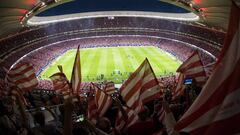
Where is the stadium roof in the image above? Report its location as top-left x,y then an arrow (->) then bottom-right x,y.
0,0 -> 38,37
0,0 -> 71,37
0,0 -> 232,38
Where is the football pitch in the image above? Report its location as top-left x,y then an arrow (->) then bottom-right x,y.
40,46 -> 181,83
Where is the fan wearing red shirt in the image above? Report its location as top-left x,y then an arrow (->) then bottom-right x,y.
127,106 -> 158,135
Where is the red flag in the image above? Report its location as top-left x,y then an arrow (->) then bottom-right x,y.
6,63 -> 38,92
71,45 -> 81,95
50,72 -> 70,99
120,58 -> 161,113
94,84 -> 113,117
175,2 -> 240,135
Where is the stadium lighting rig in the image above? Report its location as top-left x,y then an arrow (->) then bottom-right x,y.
20,1 -> 47,26
20,0 -> 71,27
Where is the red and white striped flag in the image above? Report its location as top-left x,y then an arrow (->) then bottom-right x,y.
115,106 -> 139,131
71,45 -> 81,95
104,81 -> 116,95
94,84 -> 113,117
87,96 -> 98,124
171,73 -> 185,100
6,63 -> 38,92
175,2 -> 240,134
172,51 -> 207,100
177,51 -> 207,86
120,58 -> 161,113
50,72 -> 70,99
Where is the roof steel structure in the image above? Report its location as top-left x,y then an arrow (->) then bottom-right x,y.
0,0 -> 232,38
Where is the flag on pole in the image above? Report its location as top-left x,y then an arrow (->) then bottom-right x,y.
93,83 -> 113,117
120,58 -> 161,113
50,72 -> 71,99
175,2 -> 240,134
6,63 -> 38,92
71,45 -> 81,95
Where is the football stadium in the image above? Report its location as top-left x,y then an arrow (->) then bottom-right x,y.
0,0 -> 239,135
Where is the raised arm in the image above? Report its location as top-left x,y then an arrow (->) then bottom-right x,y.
15,91 -> 28,128
63,97 -> 74,135
114,98 -> 128,121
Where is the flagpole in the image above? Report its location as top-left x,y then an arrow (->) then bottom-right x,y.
145,58 -> 163,98
70,45 -> 82,95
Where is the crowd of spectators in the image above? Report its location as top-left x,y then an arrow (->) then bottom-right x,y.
0,70 -> 203,135
4,34 -> 214,91
0,16 -> 224,70
9,35 -> 215,72
157,39 -> 216,65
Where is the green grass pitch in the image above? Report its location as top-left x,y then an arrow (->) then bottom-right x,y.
40,46 -> 181,84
